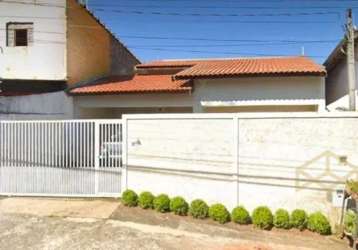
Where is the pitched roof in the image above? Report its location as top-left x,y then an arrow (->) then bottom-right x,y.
173,56 -> 326,79
324,31 -> 358,71
69,75 -> 192,95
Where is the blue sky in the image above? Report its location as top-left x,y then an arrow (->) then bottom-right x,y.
87,0 -> 358,63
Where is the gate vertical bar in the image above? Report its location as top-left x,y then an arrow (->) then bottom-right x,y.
94,121 -> 100,195
233,115 -> 240,207
121,117 -> 128,193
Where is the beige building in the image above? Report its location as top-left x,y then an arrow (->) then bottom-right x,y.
0,0 -> 139,119
70,56 -> 327,118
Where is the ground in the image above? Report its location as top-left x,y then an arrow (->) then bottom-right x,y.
0,197 -> 351,250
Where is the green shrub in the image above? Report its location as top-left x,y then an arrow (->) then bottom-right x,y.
138,191 -> 155,209
189,199 -> 209,219
273,209 -> 291,229
344,209 -> 358,236
153,194 -> 171,213
290,209 -> 307,230
252,206 -> 273,230
121,189 -> 138,207
209,204 -> 230,224
307,212 -> 331,235
170,196 -> 189,216
231,206 -> 251,225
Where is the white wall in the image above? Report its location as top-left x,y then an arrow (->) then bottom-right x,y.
193,76 -> 325,112
72,75 -> 326,117
325,46 -> 358,111
0,0 -> 66,80
123,113 -> 358,224
73,93 -> 194,118
0,91 -> 73,120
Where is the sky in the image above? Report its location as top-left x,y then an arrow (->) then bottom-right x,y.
86,0 -> 358,63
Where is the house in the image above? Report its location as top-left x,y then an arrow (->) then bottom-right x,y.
69,56 -> 326,118
0,0 -> 139,119
324,31 -> 358,111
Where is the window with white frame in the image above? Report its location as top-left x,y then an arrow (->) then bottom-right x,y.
6,22 -> 34,47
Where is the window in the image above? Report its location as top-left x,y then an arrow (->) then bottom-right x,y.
6,22 -> 33,47
15,29 -> 28,46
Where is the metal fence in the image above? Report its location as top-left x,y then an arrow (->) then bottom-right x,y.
0,120 -> 122,197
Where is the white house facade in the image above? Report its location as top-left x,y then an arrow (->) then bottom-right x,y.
70,56 -> 327,118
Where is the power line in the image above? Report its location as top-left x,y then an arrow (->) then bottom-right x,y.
92,8 -> 341,18
120,35 -> 340,43
129,42 -> 337,48
129,47 -> 326,58
89,3 -> 358,10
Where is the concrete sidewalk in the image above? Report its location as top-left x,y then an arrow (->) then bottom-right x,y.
0,197 -> 351,250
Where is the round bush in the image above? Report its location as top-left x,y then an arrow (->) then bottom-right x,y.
231,206 -> 251,225
153,194 -> 171,213
290,209 -> 307,230
121,189 -> 138,207
189,199 -> 209,219
273,209 -> 291,229
170,196 -> 189,216
138,191 -> 155,209
344,209 -> 358,236
307,212 -> 331,235
209,204 -> 230,224
252,206 -> 273,230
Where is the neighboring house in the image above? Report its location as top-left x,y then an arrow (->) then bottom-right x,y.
69,56 -> 326,118
0,0 -> 139,119
324,31 -> 358,111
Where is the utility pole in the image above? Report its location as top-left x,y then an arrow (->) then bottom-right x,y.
346,8 -> 356,111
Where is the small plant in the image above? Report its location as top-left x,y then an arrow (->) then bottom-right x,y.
273,209 -> 291,229
252,206 -> 273,230
170,196 -> 189,216
121,189 -> 138,207
290,209 -> 307,230
344,209 -> 358,236
153,194 -> 171,213
307,212 -> 331,235
138,191 -> 155,209
209,203 -> 230,224
231,206 -> 251,225
189,199 -> 209,219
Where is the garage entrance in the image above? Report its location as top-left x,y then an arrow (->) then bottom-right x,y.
0,120 -> 122,197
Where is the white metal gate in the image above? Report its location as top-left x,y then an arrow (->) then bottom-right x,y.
0,120 -> 122,197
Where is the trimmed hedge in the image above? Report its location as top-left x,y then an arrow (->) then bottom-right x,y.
273,209 -> 290,229
209,204 -> 230,224
121,189 -> 138,207
153,194 -> 171,213
252,206 -> 273,230
307,212 -> 331,235
138,191 -> 155,209
290,209 -> 307,230
231,206 -> 251,225
170,196 -> 189,216
189,199 -> 209,219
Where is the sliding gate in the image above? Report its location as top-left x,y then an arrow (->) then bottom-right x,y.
0,120 -> 123,197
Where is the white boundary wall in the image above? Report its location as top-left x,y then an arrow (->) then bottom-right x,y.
122,113 -> 358,221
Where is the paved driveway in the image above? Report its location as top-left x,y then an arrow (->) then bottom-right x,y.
0,197 -> 351,250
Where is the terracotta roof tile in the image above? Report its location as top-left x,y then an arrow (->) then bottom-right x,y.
173,56 -> 326,79
69,75 -> 192,95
